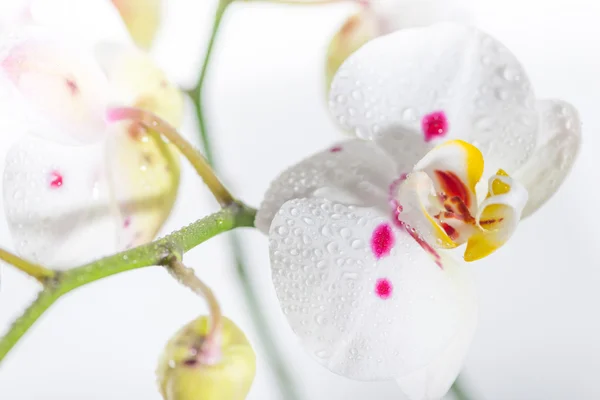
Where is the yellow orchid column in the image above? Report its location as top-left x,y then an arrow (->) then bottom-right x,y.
111,0 -> 162,49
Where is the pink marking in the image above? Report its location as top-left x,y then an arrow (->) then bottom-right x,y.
123,217 -> 132,228
330,146 -> 342,153
387,175 -> 443,268
371,223 -> 395,259
388,174 -> 408,227
49,171 -> 63,189
375,278 -> 393,299
105,107 -> 130,123
422,111 -> 448,142
65,78 -> 79,95
404,225 -> 443,269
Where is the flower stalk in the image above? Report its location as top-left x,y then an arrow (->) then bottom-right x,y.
186,1 -> 302,399
106,106 -> 235,207
0,203 -> 256,363
167,258 -> 223,363
0,248 -> 55,284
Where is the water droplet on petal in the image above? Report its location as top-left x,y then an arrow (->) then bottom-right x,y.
402,107 -> 417,121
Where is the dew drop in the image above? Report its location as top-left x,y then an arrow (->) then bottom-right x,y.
326,241 -> 340,255
302,216 -> 315,225
351,90 -> 363,100
500,66 -> 518,81
339,227 -> 352,239
495,88 -> 509,100
351,239 -> 364,249
276,225 -> 289,236
316,349 -> 331,359
402,107 -> 417,121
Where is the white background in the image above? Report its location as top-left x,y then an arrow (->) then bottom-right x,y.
1,0 -> 600,399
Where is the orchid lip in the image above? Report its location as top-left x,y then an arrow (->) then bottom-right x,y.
391,140 -> 528,262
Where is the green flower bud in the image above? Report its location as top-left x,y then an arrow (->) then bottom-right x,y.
157,316 -> 256,400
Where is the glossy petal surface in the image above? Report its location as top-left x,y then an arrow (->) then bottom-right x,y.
329,23 -> 538,174
3,137 -> 117,268
515,99 -> 581,218
106,122 -> 180,250
269,197 -> 473,380
256,139 -> 396,233
0,27 -> 108,145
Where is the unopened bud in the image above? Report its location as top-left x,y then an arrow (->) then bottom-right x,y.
157,316 -> 256,400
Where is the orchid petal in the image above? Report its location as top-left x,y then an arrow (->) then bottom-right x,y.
370,0 -> 473,32
111,0 -> 161,49
96,42 -> 183,127
0,0 -> 33,29
105,121 -> 180,250
269,197 -> 474,380
395,262 -> 477,400
329,23 -> 538,174
326,11 -> 380,90
515,99 -> 581,218
3,137 -> 118,269
0,27 -> 108,145
256,139 -> 397,234
27,0 -> 131,44
464,171 -> 528,261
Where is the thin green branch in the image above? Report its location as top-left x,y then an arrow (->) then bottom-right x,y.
107,107 -> 234,207
0,203 -> 256,363
187,2 -> 302,398
230,233 -> 302,399
0,248 -> 55,284
167,258 -> 223,350
187,0 -> 231,166
451,376 -> 474,400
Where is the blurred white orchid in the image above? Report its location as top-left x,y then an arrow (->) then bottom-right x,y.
257,23 -> 581,399
111,0 -> 162,49
326,0 -> 472,86
0,1 -> 183,269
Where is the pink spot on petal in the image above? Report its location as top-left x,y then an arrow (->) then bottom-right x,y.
123,217 -> 132,228
49,171 -> 63,189
422,111 -> 448,142
375,278 -> 393,299
371,223 -> 395,259
65,77 -> 79,95
330,146 -> 342,153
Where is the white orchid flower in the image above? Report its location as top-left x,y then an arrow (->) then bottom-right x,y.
257,23 -> 581,399
326,0 -> 472,86
0,1 -> 183,269
111,0 -> 162,49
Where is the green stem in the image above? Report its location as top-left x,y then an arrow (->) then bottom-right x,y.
188,0 -> 231,166
0,248 -> 55,284
0,203 -> 256,363
188,2 -> 302,399
451,376 -> 473,400
230,234 -> 302,400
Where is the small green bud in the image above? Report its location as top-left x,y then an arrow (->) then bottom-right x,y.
157,316 -> 256,400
